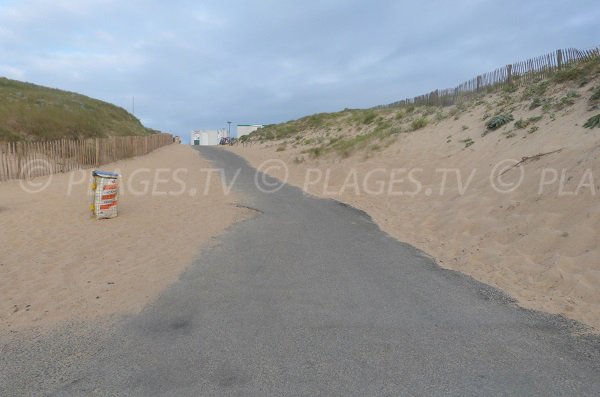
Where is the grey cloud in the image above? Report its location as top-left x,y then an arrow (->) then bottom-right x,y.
0,0 -> 597,140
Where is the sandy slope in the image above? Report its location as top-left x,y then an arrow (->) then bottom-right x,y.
229,84 -> 600,331
0,145 -> 248,330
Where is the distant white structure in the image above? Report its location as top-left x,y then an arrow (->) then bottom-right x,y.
236,124 -> 263,138
190,130 -> 220,146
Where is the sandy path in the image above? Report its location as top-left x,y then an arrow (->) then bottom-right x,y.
8,145 -> 593,396
0,144 -> 248,330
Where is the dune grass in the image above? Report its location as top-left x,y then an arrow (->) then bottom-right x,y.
249,56 -> 600,157
0,77 -> 155,141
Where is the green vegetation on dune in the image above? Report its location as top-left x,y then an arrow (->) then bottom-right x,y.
552,59 -> 599,84
0,77 -> 155,141
584,114 -> 600,129
249,57 -> 600,157
485,113 -> 514,131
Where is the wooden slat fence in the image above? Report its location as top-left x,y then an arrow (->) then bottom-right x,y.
0,133 -> 173,181
376,46 -> 600,109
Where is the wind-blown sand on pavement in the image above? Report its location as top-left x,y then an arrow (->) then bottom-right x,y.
229,88 -> 600,331
0,144 -> 248,330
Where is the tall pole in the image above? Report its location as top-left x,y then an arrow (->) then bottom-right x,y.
132,96 -> 135,115
227,121 -> 231,138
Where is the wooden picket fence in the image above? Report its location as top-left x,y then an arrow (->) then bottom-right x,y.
377,46 -> 600,108
0,133 -> 173,182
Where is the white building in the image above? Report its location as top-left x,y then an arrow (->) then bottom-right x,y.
236,124 -> 263,138
190,130 -> 220,146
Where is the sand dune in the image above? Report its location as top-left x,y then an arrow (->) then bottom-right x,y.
229,82 -> 600,331
0,145 -> 249,330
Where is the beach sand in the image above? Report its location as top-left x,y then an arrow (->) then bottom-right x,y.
229,84 -> 600,331
0,144 -> 248,330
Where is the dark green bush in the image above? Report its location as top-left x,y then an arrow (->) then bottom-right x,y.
486,113 -> 514,130
583,114 -> 600,129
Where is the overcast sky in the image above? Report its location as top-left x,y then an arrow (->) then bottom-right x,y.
0,0 -> 598,141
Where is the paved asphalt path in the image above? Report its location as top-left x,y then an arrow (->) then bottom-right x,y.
2,147 -> 599,396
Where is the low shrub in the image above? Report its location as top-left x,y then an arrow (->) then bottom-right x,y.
362,111 -> 377,124
522,81 -> 549,100
411,117 -> 428,131
553,59 -> 598,83
529,97 -> 543,110
553,65 -> 582,83
514,119 -> 527,129
583,114 -> 600,129
486,113 -> 514,130
514,116 -> 542,129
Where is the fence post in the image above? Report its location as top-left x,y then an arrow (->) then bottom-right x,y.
95,138 -> 100,167
556,49 -> 563,69
506,64 -> 513,85
476,75 -> 482,91
16,141 -> 22,178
